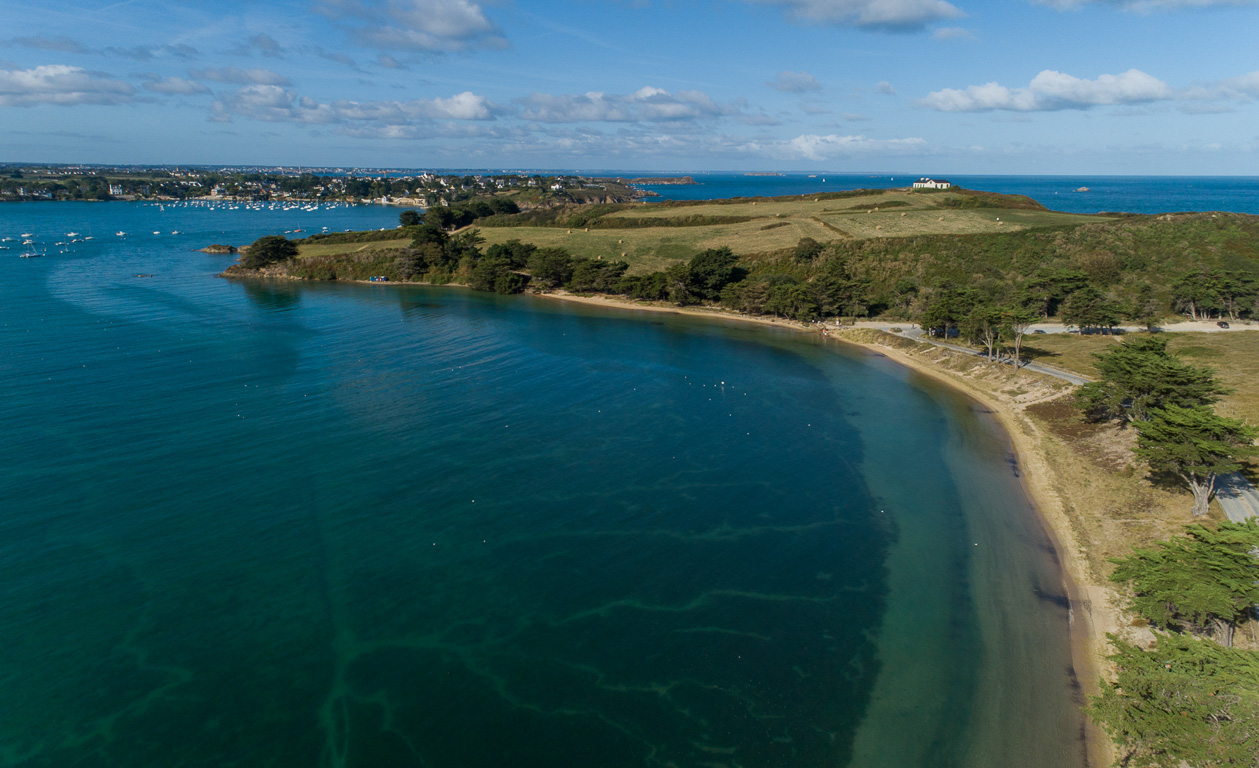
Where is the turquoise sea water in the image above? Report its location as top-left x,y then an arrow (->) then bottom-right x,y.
1,202 -> 1082,767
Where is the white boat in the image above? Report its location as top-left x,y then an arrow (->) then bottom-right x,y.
153,231 -> 161,235
19,252 -> 40,258
66,232 -> 79,237
20,233 -> 32,238
116,231 -> 126,236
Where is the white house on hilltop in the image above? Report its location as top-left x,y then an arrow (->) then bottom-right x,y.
912,178 -> 952,190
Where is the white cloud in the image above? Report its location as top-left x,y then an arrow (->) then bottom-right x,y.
1183,71 -> 1259,101
337,91 -> 495,120
211,85 -> 497,125
922,69 -> 1172,111
191,66 -> 292,86
518,86 -> 741,123
876,80 -> 897,95
0,64 -> 134,106
783,133 -> 927,159
315,0 -> 506,52
142,76 -> 212,95
768,70 -> 822,92
745,0 -> 964,30
212,85 -> 337,123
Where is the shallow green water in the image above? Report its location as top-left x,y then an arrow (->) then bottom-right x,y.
0,203 -> 1084,767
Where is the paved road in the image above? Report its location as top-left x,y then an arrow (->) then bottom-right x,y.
839,321 -> 1257,520
1216,474 -> 1259,522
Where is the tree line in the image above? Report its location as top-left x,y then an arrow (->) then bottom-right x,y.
1073,336 -> 1259,766
1075,337 -> 1255,517
1090,520 -> 1259,767
245,208 -> 1259,347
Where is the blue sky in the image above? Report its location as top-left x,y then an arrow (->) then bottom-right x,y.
2,0 -> 1258,173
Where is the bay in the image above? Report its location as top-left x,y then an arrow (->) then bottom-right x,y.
1,202 -> 1082,767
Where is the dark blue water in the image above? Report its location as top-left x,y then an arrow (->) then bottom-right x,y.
619,173 -> 1259,215
0,202 -> 1082,767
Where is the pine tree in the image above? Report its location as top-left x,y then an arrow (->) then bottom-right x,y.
1088,634 -> 1259,767
1109,520 -> 1259,645
1133,405 -> 1258,517
1075,336 -> 1224,423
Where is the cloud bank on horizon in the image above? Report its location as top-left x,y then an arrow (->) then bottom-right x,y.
1,0 -> 1257,173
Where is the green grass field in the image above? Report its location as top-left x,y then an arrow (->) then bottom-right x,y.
471,189 -> 1109,271
473,220 -> 839,273
291,187 -> 1114,279
298,238 -> 412,258
1021,331 -> 1259,424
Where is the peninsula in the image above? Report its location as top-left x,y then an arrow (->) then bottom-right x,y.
223,185 -> 1259,767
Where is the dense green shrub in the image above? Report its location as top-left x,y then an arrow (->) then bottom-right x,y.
241,235 -> 298,269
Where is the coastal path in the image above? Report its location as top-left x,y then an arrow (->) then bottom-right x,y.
838,322 -> 1258,521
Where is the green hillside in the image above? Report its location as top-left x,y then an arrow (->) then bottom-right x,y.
235,188 -> 1259,327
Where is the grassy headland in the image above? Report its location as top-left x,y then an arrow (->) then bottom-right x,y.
471,188 -> 1106,271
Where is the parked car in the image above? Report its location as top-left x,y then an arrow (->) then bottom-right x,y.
1032,329 -> 1047,334
1217,320 -> 1230,329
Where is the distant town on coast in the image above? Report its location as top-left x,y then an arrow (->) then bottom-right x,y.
0,164 -> 658,207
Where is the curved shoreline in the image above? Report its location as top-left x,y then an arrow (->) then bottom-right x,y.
838,335 -> 1108,767
228,277 -> 1111,764
529,290 -> 1109,766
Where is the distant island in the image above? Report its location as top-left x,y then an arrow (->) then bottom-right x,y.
745,172 -> 785,176
625,176 -> 697,186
